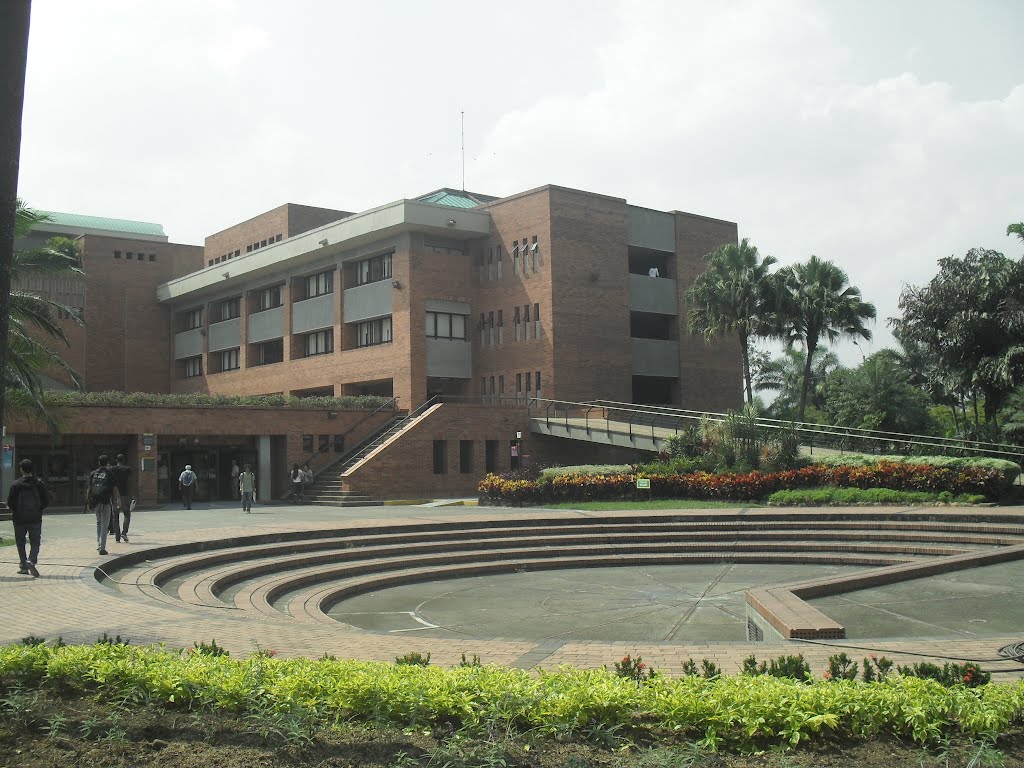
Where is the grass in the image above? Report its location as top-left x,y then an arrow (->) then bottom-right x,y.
544,499 -> 758,510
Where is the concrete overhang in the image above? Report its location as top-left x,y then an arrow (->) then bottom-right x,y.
156,200 -> 491,303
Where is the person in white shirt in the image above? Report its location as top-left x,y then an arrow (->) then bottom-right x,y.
648,266 -> 660,277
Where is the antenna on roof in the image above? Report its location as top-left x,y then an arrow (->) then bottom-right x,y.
461,110 -> 465,191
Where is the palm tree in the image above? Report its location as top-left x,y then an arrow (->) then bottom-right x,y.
777,255 -> 876,423
685,238 -> 779,404
7,201 -> 86,429
754,347 -> 840,421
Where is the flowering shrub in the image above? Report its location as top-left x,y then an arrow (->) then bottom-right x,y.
478,461 -> 1004,504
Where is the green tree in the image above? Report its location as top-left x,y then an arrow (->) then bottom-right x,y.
826,349 -> 938,435
1008,222 -> 1023,244
754,347 -> 840,422
892,247 -> 1024,429
6,201 -> 85,429
685,238 -> 779,404
776,255 -> 876,423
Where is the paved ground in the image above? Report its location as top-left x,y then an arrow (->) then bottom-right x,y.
2,501 -> 1024,679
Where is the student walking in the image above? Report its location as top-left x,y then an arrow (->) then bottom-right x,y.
178,464 -> 197,509
87,455 -> 120,556
7,458 -> 49,577
109,453 -> 132,542
290,463 -> 303,501
239,463 -> 256,513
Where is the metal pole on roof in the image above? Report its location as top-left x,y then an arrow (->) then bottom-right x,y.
461,111 -> 465,191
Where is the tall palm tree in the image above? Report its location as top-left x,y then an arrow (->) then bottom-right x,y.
777,255 -> 876,422
685,238 -> 779,404
754,346 -> 840,421
7,201 -> 86,429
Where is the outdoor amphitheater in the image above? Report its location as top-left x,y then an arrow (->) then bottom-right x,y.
5,501 -> 1023,679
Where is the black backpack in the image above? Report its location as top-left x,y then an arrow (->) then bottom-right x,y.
88,467 -> 112,504
15,483 -> 43,523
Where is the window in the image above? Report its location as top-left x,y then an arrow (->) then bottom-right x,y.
114,251 -> 121,259
184,308 -> 202,331
304,270 -> 333,299
459,440 -> 473,474
126,252 -> 133,260
137,253 -> 144,261
304,329 -> 333,357
356,252 -> 393,285
534,302 -> 541,339
535,370 -> 541,396
221,348 -> 240,371
319,434 -> 330,453
432,440 -> 447,475
479,313 -> 486,345
516,372 -> 522,401
532,236 -> 539,272
303,434 -> 314,452
333,434 -> 345,453
426,311 -> 466,340
497,309 -> 504,344
513,306 -> 521,341
246,245 -> 252,253
216,297 -> 240,322
234,249 -> 240,257
257,285 -> 282,311
275,234 -> 282,242
524,304 -> 531,340
184,356 -> 202,378
487,311 -> 494,345
512,241 -> 519,276
496,245 -> 503,280
489,375 -> 495,397
498,375 -> 505,400
149,253 -> 157,262
356,316 -> 392,347
260,239 -> 267,248
480,376 -> 486,396
525,369 -> 532,394
255,339 -> 284,365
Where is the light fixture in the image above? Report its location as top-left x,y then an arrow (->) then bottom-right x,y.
446,219 -> 456,226
391,280 -> 402,289
222,271 -> 230,279
319,238 -> 328,246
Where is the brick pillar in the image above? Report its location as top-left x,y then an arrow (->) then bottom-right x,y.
135,432 -> 158,506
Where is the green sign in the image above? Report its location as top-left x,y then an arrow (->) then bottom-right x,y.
636,478 -> 651,489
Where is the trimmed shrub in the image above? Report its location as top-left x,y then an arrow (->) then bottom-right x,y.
815,454 -> 1020,489
767,488 -> 988,506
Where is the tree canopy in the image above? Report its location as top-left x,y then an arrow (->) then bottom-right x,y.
685,238 -> 779,405
892,247 -> 1024,426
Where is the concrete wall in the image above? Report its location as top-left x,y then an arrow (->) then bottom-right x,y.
292,293 -> 334,334
629,273 -> 678,315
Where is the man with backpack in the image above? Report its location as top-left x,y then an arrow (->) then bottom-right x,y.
178,464 -> 197,509
7,458 -> 49,577
86,454 -> 120,556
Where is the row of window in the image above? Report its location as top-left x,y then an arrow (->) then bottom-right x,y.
432,440 -> 477,475
210,249 -> 240,266
479,236 -> 541,282
478,303 -> 541,345
181,318 -> 392,377
480,370 -> 542,399
114,250 -> 157,262
426,311 -> 467,340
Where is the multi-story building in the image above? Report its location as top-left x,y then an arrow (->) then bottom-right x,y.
163,185 -> 740,412
6,185 -> 741,506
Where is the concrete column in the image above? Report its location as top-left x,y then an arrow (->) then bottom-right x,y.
257,435 -> 272,503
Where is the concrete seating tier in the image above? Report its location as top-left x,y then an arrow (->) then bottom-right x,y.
97,509 -> 1024,641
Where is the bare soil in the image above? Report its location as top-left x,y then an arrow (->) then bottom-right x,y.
0,692 -> 1021,768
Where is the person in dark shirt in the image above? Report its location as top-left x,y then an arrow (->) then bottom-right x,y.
7,458 -> 49,577
109,453 -> 132,542
87,454 -> 121,555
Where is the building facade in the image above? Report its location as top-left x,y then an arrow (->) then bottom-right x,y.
7,185 -> 741,505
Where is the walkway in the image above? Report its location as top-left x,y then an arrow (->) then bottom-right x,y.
2,501 -> 1023,679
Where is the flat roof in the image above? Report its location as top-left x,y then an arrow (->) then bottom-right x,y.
35,210 -> 167,239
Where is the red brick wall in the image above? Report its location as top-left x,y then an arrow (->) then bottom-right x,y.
344,403 -> 529,498
72,235 -> 203,393
205,204 -> 350,265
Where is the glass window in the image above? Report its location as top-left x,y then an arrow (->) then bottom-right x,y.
258,286 -> 282,311
184,356 -> 202,378
459,440 -> 473,474
217,297 -> 240,322
302,434 -> 313,452
304,329 -> 333,357
356,253 -> 393,285
255,339 -> 283,365
184,308 -> 202,330
356,316 -> 393,347
432,440 -> 447,475
221,348 -> 240,371
304,271 -> 333,298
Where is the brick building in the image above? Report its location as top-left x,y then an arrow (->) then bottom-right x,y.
6,186 -> 741,505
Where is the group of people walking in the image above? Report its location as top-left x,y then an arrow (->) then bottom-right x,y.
7,454 -> 300,574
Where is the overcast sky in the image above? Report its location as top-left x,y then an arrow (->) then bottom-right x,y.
17,0 -> 1024,363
